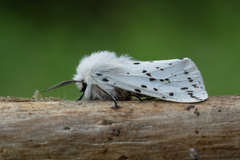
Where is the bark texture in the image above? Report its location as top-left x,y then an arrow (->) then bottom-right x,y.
0,96 -> 240,160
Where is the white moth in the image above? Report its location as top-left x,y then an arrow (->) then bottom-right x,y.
42,51 -> 208,109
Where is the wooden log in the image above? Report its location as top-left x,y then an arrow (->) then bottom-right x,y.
0,96 -> 239,160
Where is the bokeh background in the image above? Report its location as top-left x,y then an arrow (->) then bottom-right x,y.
1,1 -> 239,100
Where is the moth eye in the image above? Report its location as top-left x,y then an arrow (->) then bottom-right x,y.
81,82 -> 87,92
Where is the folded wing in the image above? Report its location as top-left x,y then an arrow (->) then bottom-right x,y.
100,58 -> 208,102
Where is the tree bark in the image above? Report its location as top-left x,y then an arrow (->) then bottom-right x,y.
0,96 -> 240,160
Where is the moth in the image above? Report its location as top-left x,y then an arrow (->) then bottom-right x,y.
42,51 -> 208,109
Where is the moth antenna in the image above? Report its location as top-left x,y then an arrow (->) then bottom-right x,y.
41,80 -> 82,93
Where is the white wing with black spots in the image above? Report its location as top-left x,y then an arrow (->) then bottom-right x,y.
97,57 -> 208,102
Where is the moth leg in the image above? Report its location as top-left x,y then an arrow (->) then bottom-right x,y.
132,94 -> 143,102
76,82 -> 87,101
76,91 -> 85,101
97,86 -> 119,109
145,96 -> 155,100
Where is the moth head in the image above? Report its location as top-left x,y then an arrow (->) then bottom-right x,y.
41,80 -> 85,93
73,74 -> 87,92
75,81 -> 87,92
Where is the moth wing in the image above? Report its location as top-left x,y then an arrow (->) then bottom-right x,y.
101,58 -> 208,102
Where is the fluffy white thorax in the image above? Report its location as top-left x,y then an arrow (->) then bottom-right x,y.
73,51 -> 133,100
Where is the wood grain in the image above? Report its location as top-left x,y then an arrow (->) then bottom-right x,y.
0,96 -> 240,160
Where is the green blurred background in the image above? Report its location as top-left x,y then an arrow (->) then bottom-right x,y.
0,1 -> 239,100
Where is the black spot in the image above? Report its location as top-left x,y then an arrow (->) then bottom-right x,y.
160,69 -> 164,71
186,105 -> 195,111
149,61 -> 153,63
127,72 -> 129,74
149,78 -> 156,81
184,70 -> 188,74
169,63 -> 173,65
114,83 -> 116,85
195,129 -> 199,134
153,88 -> 158,91
169,92 -> 174,96
194,108 -> 200,116
162,96 -> 166,99
192,84 -> 199,88
146,73 -> 151,77
160,79 -> 164,82
188,92 -> 201,100
181,87 -> 188,90
63,126 -> 71,130
135,89 -> 141,93
96,73 -> 102,76
156,67 -> 159,69
112,128 -> 120,136
134,62 -> 140,65
142,70 -> 147,73
165,78 -> 170,83
141,85 -> 147,88
179,58 -> 184,60
188,92 -> 193,97
102,78 -> 109,82
174,75 -> 177,77
188,77 -> 193,82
